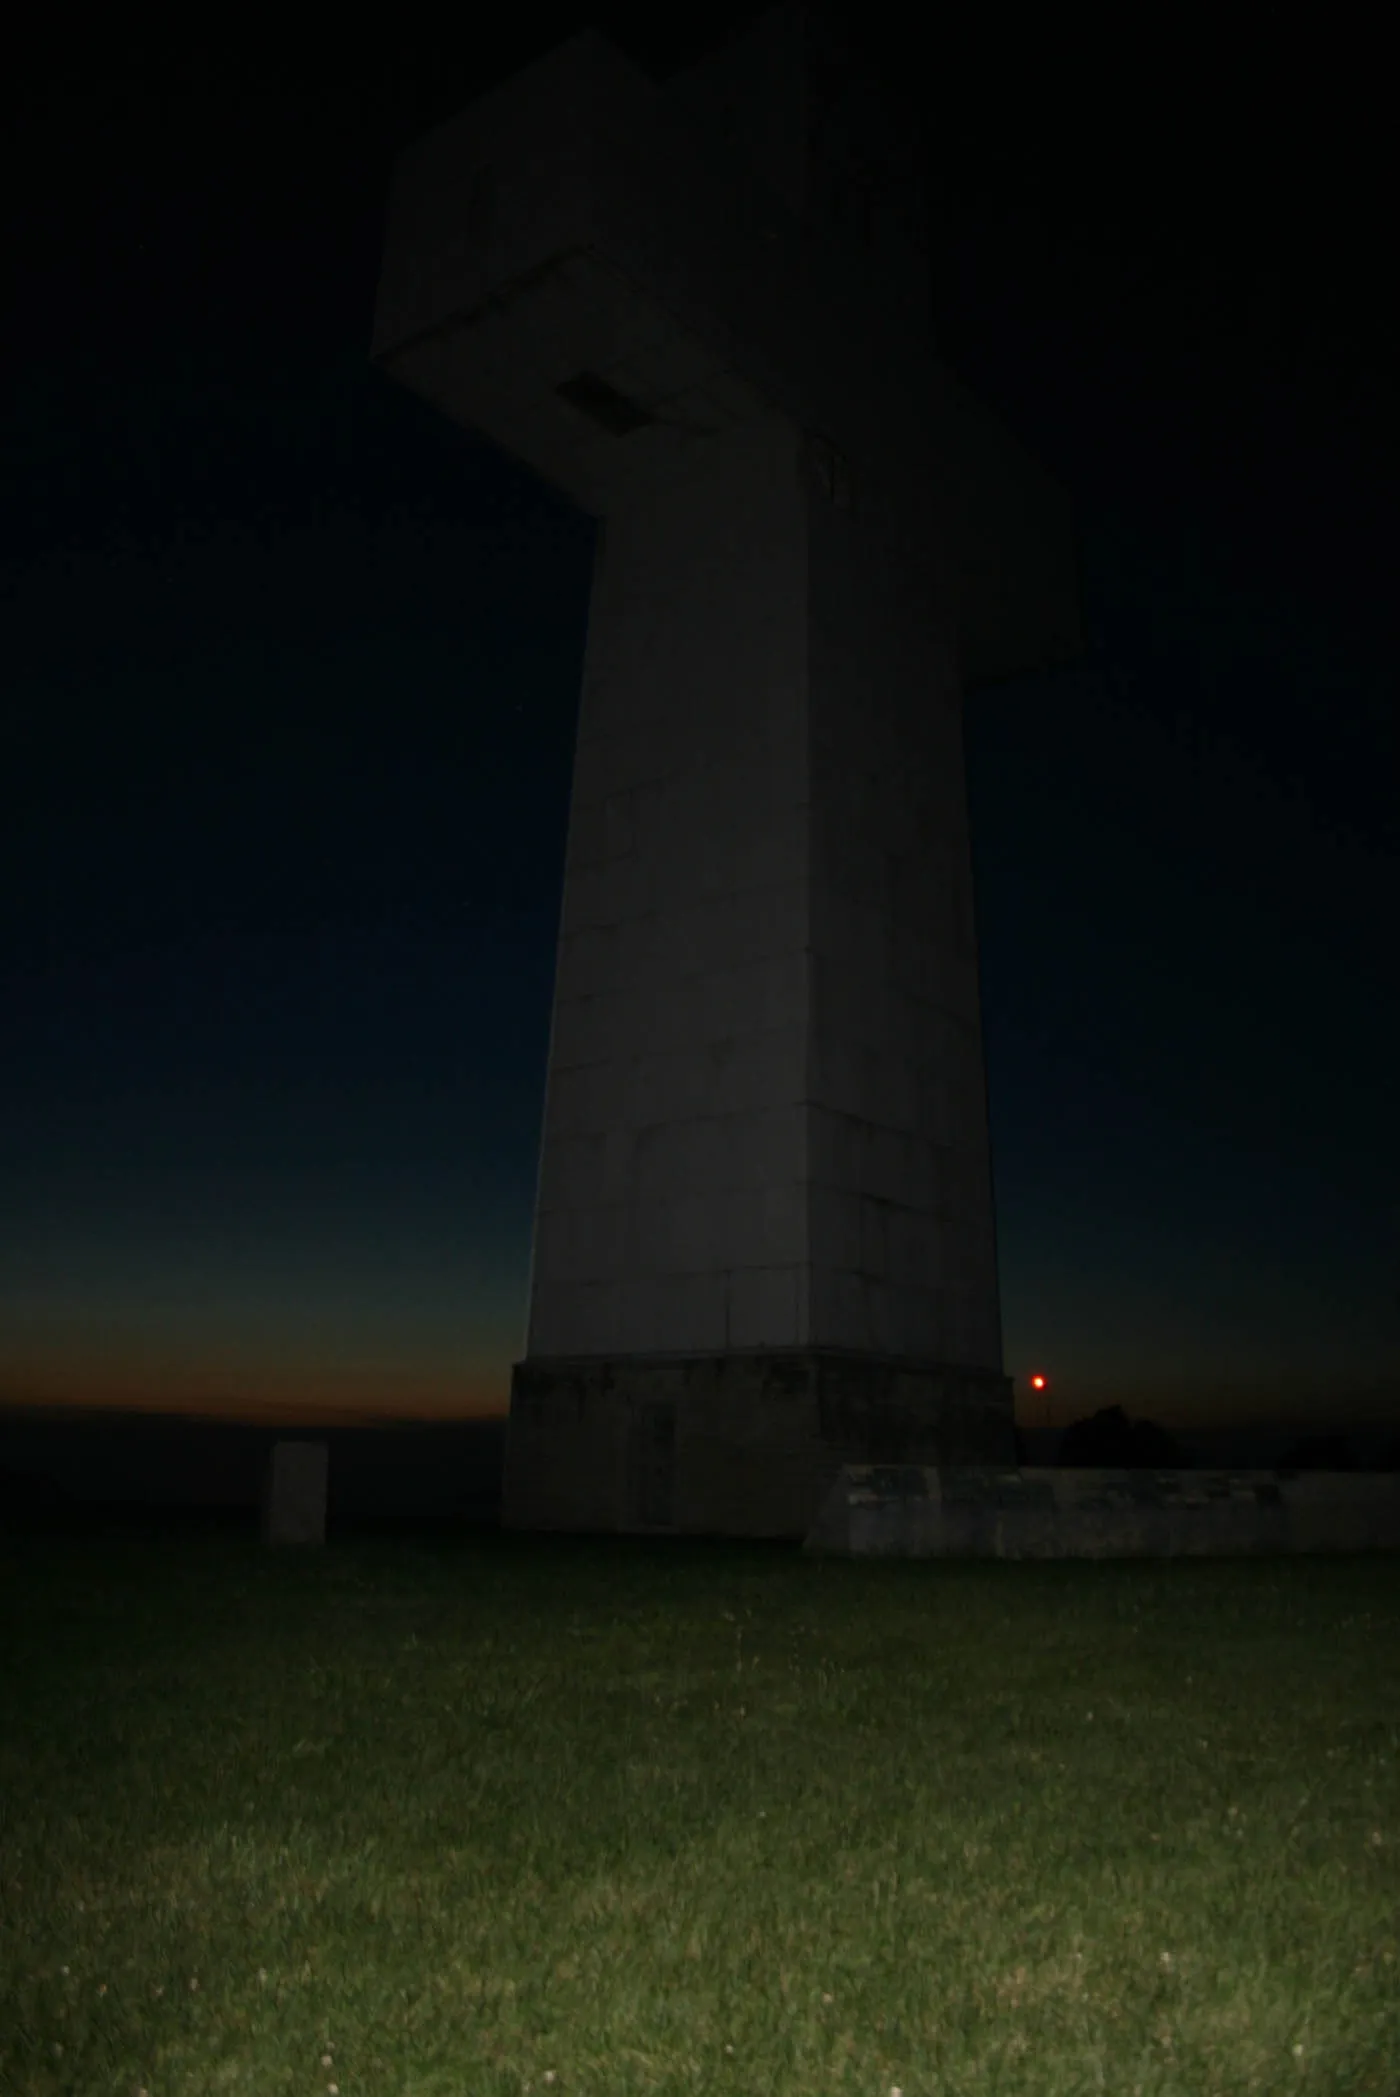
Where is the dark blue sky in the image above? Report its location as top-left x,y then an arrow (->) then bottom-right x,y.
2,5 -> 1395,1449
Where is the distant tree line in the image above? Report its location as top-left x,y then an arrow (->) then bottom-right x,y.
1015,1405 -> 1400,1473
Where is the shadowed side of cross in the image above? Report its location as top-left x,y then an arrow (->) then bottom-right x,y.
370,5 -> 1080,694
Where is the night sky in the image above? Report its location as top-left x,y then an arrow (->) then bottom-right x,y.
3,5 -> 1395,1458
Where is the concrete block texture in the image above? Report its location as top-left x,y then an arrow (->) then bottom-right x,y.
513,411 -> 1005,1378
262,1440 -> 328,1546
804,1466 -> 1400,1559
502,1352 -> 1016,1538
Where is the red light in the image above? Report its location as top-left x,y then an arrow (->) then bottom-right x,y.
1030,1374 -> 1047,1390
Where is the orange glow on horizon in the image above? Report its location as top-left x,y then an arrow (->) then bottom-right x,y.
2,1347 -> 1393,1439
0,1337 -> 510,1427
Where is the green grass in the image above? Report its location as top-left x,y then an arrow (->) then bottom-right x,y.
1,1520 -> 1397,2096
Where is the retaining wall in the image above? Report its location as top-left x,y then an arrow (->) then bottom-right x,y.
803,1466 -> 1400,1558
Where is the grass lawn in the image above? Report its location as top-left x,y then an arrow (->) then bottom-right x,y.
1,1517 -> 1397,2095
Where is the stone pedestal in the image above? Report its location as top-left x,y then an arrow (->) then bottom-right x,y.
503,1350 -> 1015,1538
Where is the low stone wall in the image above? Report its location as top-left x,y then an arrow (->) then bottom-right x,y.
803,1466 -> 1400,1559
